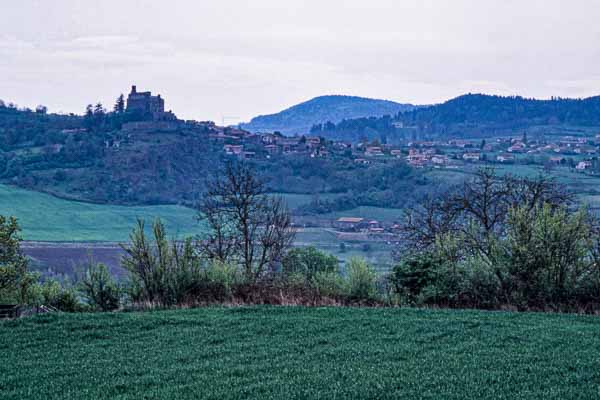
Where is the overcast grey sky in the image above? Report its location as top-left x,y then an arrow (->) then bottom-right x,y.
1,0 -> 600,122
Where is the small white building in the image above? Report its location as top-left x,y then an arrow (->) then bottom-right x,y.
462,152 -> 481,161
576,161 -> 592,171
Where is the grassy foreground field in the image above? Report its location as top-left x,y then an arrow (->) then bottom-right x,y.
1,307 -> 599,399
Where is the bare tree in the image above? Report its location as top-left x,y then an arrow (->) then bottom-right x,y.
398,190 -> 460,252
196,189 -> 237,263
504,173 -> 573,212
398,168 -> 573,263
197,162 -> 296,280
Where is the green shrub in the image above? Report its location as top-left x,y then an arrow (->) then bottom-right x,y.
80,263 -> 120,311
0,215 -> 37,304
345,257 -> 378,301
391,253 -> 440,304
392,253 -> 495,307
285,272 -> 308,289
461,256 -> 502,308
204,261 -> 242,298
311,271 -> 346,298
281,246 -> 339,282
31,280 -> 82,312
121,219 -> 201,306
504,204 -> 590,305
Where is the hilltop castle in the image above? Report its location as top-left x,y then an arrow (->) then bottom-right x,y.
126,85 -> 176,121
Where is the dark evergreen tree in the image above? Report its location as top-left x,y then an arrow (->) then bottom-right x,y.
114,94 -> 125,113
84,104 -> 94,131
93,103 -> 105,129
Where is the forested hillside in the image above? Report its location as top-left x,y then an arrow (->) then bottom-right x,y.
312,94 -> 600,140
240,95 -> 416,135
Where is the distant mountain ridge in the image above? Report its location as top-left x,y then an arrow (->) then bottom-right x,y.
312,93 -> 600,140
401,93 -> 600,126
240,95 -> 417,135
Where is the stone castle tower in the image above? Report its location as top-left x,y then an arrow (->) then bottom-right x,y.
126,85 -> 164,114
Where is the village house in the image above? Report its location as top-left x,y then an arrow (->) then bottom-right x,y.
560,137 -> 586,147
261,133 -> 278,144
496,153 -> 515,163
333,217 -> 366,232
549,156 -> 566,164
333,141 -> 352,150
244,134 -> 262,145
542,144 -> 560,152
450,140 -> 474,148
462,152 -> 481,162
576,161 -> 592,171
365,146 -> 384,156
275,137 -> 301,153
574,146 -> 597,155
368,227 -> 386,235
431,155 -> 449,165
354,158 -> 371,165
264,145 -> 279,155
367,220 -> 381,229
507,143 -> 526,153
407,152 -> 429,167
224,144 -> 243,155
310,147 -> 329,158
305,136 -> 321,148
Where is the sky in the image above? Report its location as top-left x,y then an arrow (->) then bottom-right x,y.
1,0 -> 600,123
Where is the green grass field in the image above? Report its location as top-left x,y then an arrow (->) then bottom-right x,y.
295,228 -> 393,269
0,185 -> 345,242
0,184 -> 199,241
1,307 -> 599,399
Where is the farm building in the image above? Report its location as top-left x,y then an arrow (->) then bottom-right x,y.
333,217 -> 366,232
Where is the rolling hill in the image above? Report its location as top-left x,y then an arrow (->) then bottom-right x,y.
313,93 -> 600,139
240,95 -> 416,135
0,103 -> 426,207
401,93 -> 600,128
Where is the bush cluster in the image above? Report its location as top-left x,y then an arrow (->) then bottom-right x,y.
391,169 -> 600,312
1,214 -> 382,312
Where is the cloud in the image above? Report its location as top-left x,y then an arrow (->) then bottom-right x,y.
1,1 -> 600,121
67,35 -> 139,48
0,36 -> 36,52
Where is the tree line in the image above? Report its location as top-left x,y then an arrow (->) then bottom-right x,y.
0,163 -> 382,312
392,168 -> 600,311
3,164 -> 599,314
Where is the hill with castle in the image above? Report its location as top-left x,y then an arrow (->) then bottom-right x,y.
0,86 -> 426,208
